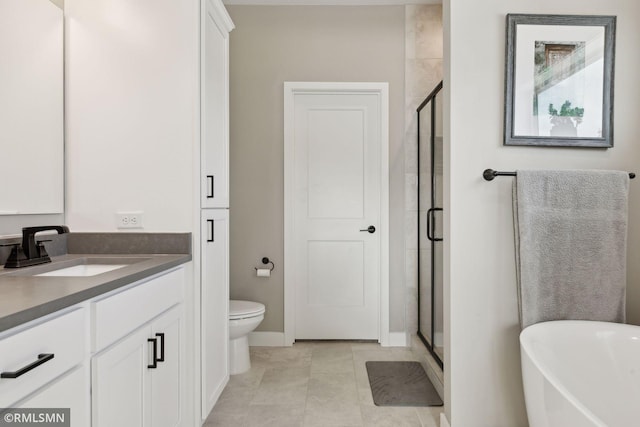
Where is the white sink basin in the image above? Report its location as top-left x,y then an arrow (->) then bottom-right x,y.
36,264 -> 129,277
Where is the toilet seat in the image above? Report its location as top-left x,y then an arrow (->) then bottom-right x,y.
229,300 -> 265,320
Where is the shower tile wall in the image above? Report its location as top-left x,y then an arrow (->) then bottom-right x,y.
404,5 -> 443,335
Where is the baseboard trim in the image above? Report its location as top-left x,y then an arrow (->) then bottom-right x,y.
250,331 -> 408,347
441,413 -> 450,427
248,331 -> 286,347
384,332 -> 409,347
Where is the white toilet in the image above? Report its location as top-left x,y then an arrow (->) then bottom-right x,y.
229,300 -> 265,375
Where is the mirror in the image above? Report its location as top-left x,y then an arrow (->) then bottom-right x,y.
0,0 -> 64,216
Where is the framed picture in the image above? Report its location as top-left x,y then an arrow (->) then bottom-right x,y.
504,14 -> 616,147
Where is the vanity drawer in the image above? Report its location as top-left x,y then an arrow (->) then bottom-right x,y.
92,268 -> 184,352
0,308 -> 87,407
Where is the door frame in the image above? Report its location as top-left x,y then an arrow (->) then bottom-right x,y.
283,82 -> 390,346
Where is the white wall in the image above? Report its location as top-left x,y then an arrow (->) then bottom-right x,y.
64,1 -> 200,425
65,0 -> 199,232
446,0 -> 640,425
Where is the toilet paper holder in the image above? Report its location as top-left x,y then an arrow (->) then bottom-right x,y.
254,257 -> 275,272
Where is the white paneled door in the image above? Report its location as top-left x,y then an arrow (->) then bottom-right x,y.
285,83 -> 389,341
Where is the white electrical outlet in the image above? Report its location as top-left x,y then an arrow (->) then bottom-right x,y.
116,212 -> 144,229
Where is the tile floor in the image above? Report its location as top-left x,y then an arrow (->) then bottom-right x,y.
204,341 -> 443,427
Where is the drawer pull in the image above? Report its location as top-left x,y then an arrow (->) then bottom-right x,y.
155,333 -> 165,362
148,338 -> 158,369
1,353 -> 55,379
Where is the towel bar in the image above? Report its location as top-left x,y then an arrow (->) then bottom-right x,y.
483,169 -> 636,181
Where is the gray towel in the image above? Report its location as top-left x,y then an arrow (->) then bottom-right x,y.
513,170 -> 629,329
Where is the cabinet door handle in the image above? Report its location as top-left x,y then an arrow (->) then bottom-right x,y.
207,219 -> 215,242
148,338 -> 158,369
207,175 -> 214,199
1,353 -> 55,379
155,333 -> 165,362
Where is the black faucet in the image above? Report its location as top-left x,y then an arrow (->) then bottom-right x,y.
3,225 -> 70,268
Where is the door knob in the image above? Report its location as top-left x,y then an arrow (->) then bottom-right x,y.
359,225 -> 376,234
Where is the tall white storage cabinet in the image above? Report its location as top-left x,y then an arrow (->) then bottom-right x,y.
200,0 -> 234,420
201,210 -> 229,418
201,0 -> 233,210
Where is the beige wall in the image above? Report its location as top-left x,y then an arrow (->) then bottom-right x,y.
227,5 -> 405,332
446,0 -> 640,425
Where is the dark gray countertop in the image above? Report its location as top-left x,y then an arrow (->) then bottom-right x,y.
0,253 -> 191,333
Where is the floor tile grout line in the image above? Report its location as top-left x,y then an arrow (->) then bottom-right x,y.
302,346 -> 311,426
353,344 -> 367,426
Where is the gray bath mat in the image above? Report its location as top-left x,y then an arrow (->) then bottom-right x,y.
365,361 -> 443,407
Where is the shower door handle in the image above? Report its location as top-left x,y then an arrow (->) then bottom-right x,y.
426,208 -> 443,242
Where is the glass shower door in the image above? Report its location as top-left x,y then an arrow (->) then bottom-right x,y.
417,82 -> 443,368
431,93 -> 444,362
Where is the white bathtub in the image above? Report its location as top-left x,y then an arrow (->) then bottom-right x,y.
520,320 -> 640,427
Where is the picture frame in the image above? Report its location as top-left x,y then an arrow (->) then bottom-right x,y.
504,14 -> 616,147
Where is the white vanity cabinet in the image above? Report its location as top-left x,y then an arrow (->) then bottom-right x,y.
92,306 -> 183,427
0,308 -> 89,426
91,268 -> 185,427
17,365 -> 89,425
149,307 -> 183,427
201,209 -> 229,418
201,0 -> 234,209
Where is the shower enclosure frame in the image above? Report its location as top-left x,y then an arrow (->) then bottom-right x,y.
416,80 -> 443,369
